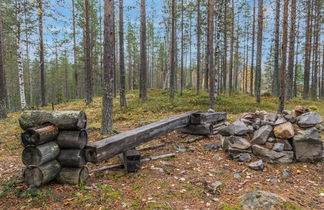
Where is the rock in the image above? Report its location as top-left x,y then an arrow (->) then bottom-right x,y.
252,125 -> 273,145
255,118 -> 261,126
283,110 -> 292,115
227,136 -> 251,150
240,190 -> 286,210
173,145 -> 187,152
228,147 -> 252,155
282,168 -> 291,177
204,143 -> 222,151
241,113 -> 254,120
264,114 -> 277,123
272,143 -> 285,152
270,178 -> 278,183
293,127 -> 323,162
276,139 -> 293,151
208,109 -> 215,113
213,154 -> 223,161
233,173 -> 242,179
267,137 -> 276,143
252,145 -> 294,164
297,112 -> 323,128
241,119 -> 254,125
274,117 -> 287,125
233,153 -> 252,162
273,122 -> 294,139
248,160 -> 264,171
284,115 -> 297,124
294,105 -> 310,116
209,181 -> 222,192
264,142 -> 274,150
219,120 -> 251,136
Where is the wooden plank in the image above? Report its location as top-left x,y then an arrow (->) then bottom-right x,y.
190,112 -> 227,124
85,111 -> 198,163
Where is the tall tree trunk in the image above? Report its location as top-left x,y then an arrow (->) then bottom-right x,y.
180,0 -> 184,96
228,0 -> 234,95
250,0 -> 256,96
0,5 -> 6,118
64,50 -> 68,101
234,25 -> 239,90
101,0 -> 114,135
255,0 -> 263,103
140,0 -> 147,101
311,0 -> 320,100
286,0 -> 296,100
222,0 -> 228,93
196,0 -> 201,95
293,21 -> 300,97
170,0 -> 176,99
119,0 -> 126,107
303,0 -> 312,99
84,0 -> 92,104
245,29 -> 249,93
277,0 -> 289,113
272,0 -> 280,97
72,0 -> 78,98
38,0 -> 46,106
208,0 -> 215,109
24,0 -> 32,106
320,46 -> 324,99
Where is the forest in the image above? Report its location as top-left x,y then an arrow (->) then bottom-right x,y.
0,0 -> 323,209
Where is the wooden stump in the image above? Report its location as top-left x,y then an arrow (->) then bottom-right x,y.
119,150 -> 141,173
57,167 -> 89,185
179,124 -> 213,135
23,160 -> 61,187
57,149 -> 86,167
21,125 -> 59,147
19,110 -> 87,130
22,142 -> 60,166
56,130 -> 88,149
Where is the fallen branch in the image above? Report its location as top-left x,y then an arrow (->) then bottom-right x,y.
90,153 -> 176,173
137,143 -> 165,151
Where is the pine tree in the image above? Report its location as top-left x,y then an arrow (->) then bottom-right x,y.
255,0 -> 263,104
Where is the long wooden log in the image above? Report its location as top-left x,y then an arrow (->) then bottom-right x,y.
23,160 -> 61,187
22,142 -> 60,166
179,124 -> 213,135
190,112 -> 227,124
56,130 -> 88,149
21,125 -> 59,147
19,110 -> 87,130
85,111 -> 198,163
57,167 -> 89,185
57,149 -> 86,167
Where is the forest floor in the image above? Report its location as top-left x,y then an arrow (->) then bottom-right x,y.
0,89 -> 323,209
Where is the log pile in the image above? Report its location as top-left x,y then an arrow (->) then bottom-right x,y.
19,110 -> 89,187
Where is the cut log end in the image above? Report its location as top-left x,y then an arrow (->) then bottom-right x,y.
23,167 -> 43,187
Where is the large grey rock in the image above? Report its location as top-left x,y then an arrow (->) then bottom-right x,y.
240,190 -> 286,210
293,127 -> 323,162
252,145 -> 294,164
272,143 -> 285,152
264,114 -> 277,123
276,139 -> 293,151
274,117 -> 287,125
252,125 -> 273,145
233,153 -> 252,162
284,115 -> 297,124
273,122 -> 294,139
248,160 -> 264,171
298,112 -> 323,128
227,136 -> 251,150
219,120 -> 251,136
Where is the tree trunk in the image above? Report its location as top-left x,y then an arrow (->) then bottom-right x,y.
272,0 -> 280,97
24,160 -> 61,187
311,0 -> 320,100
0,6 -> 6,118
222,0 -> 228,93
228,0 -> 234,96
119,0 -> 126,107
21,125 -> 59,147
208,0 -> 215,109
101,0 -> 115,135
277,0 -> 289,113
24,0 -> 32,106
84,0 -> 92,104
57,167 -> 89,185
255,0 -> 263,103
293,22 -> 300,97
38,0 -> 46,106
22,142 -> 60,166
180,0 -> 184,96
170,0 -> 176,99
196,0 -> 201,95
250,0 -> 256,96
321,46 -> 324,99
303,0 -> 312,99
57,149 -> 86,167
19,110 -> 87,130
286,0 -> 296,100
57,130 -> 88,149
72,0 -> 78,98
140,0 -> 147,101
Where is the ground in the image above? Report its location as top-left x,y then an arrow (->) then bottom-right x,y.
0,89 -> 323,209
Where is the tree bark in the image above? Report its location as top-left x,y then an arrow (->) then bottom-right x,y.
255,0 -> 263,103
21,125 -> 59,147
208,0 -> 215,109
170,0 -> 176,99
286,0 -> 296,100
22,142 -> 60,166
57,167 -> 89,185
0,6 -> 6,118
72,0 -> 78,98
303,0 -> 312,99
84,0 -> 92,104
228,0 -> 234,96
277,0 -> 289,113
250,0 -> 256,96
101,0 -> 115,135
180,0 -> 184,96
311,0 -> 320,100
119,0 -> 126,107
222,0 -> 228,93
38,0 -> 46,106
272,0 -> 280,97
196,0 -> 201,95
140,0 -> 147,101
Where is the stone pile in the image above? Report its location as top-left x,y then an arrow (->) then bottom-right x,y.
19,110 -> 89,187
216,106 -> 324,165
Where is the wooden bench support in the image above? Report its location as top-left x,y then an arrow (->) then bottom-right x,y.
119,149 -> 141,173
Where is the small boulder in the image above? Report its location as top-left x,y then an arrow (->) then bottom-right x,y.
252,145 -> 294,164
272,143 -> 285,152
248,160 -> 264,171
264,114 -> 277,123
219,120 -> 251,136
284,115 -> 297,124
233,173 -> 242,179
173,145 -> 187,152
204,143 -> 222,151
233,153 -> 252,162
294,105 -> 310,116
252,125 -> 273,145
276,139 -> 293,151
273,122 -> 294,139
293,127 -> 323,162
297,112 -> 323,128
227,136 -> 251,150
274,117 -> 287,125
240,190 -> 286,210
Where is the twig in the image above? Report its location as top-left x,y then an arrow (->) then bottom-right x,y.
137,143 -> 165,151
